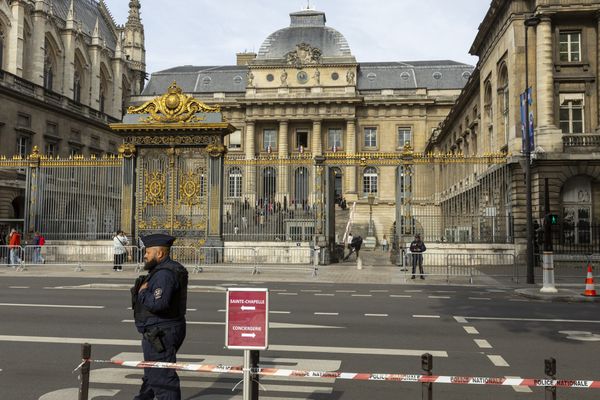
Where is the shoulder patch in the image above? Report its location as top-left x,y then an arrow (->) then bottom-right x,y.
154,288 -> 163,299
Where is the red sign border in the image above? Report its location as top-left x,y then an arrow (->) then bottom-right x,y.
225,288 -> 269,350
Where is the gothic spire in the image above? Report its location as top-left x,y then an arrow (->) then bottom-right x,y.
127,0 -> 142,26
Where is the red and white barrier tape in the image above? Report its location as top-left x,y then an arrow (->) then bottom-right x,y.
97,359 -> 600,389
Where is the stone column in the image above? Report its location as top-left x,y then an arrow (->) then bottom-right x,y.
345,119 -> 357,198
243,121 -> 256,204
6,1 -> 26,76
206,143 -> 226,248
61,30 -> 75,100
29,3 -> 46,86
278,120 -> 289,199
312,120 -> 322,156
535,16 -> 555,129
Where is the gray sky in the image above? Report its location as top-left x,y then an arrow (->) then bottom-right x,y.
103,0 -> 490,74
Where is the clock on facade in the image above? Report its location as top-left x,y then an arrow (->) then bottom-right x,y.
297,70 -> 309,84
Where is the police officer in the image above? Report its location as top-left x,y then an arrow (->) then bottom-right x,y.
131,234 -> 188,400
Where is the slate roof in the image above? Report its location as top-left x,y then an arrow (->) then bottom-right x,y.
51,0 -> 118,50
142,61 -> 474,96
257,10 -> 352,60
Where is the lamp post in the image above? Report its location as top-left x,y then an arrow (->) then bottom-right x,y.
367,192 -> 375,236
524,15 -> 540,285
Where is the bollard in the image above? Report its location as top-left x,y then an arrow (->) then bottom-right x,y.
421,353 -> 433,400
544,357 -> 557,400
250,350 -> 260,400
78,343 -> 91,400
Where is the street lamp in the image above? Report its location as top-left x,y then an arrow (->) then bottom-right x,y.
367,192 -> 375,236
524,15 -> 540,284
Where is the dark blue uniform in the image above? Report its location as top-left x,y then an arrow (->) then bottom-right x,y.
132,256 -> 188,400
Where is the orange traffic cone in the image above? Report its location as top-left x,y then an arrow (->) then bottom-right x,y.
583,263 -> 597,297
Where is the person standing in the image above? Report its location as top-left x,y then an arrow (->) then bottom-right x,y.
8,228 -> 22,267
131,234 -> 188,400
33,232 -> 45,264
410,233 -> 427,279
113,230 -> 129,271
381,235 -> 389,252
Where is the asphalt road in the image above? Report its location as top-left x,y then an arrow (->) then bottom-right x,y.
0,275 -> 598,399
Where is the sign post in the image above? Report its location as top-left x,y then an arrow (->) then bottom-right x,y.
226,288 -> 269,400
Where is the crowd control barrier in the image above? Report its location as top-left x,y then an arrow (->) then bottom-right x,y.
75,343 -> 598,400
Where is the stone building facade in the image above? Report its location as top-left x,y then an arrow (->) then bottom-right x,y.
0,0 -> 145,229
431,0 -> 600,253
136,9 -> 474,242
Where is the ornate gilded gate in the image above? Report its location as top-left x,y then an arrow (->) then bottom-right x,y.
111,82 -> 235,247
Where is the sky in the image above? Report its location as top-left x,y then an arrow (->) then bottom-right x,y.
103,0 -> 491,74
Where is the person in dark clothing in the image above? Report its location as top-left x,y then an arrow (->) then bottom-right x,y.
131,234 -> 189,400
343,235 -> 363,261
409,233 -> 426,279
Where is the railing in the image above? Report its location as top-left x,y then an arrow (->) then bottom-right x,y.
547,224 -> 600,254
563,134 -> 600,148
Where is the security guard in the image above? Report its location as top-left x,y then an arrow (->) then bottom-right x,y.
131,234 -> 188,400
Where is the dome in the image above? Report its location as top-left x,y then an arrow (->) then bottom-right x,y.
257,10 -> 353,60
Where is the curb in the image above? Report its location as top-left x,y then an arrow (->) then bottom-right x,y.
515,288 -> 600,303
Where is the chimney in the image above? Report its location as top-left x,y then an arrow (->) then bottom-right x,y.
236,52 -> 257,66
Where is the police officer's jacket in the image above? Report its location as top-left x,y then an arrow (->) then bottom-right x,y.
132,256 -> 188,333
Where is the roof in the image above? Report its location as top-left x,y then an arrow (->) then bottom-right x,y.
257,9 -> 352,60
143,61 -> 474,95
51,0 -> 118,50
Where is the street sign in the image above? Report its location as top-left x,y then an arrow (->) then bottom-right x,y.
226,288 -> 269,350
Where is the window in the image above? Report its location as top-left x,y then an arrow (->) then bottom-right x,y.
43,38 -> 55,91
17,113 -> 31,128
328,128 -> 343,150
559,31 -> 581,62
73,70 -> 82,103
17,136 -> 30,158
363,167 -> 378,195
99,82 -> 106,113
69,145 -> 82,157
46,121 -> 58,136
397,127 -> 412,148
296,129 -> 308,150
0,27 -> 4,70
45,142 -> 58,157
560,94 -> 584,134
364,127 -> 377,148
90,135 -> 100,148
228,167 -> 242,198
263,128 -> 276,151
228,130 -> 242,150
498,64 -> 509,143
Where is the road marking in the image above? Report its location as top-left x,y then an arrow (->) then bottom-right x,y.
369,290 -> 389,293
454,316 -> 468,323
351,294 -> 372,297
121,320 -> 343,329
314,312 -> 339,316
463,326 -> 479,335
405,290 -> 423,293
413,315 -> 440,319
488,355 -> 509,367
508,299 -> 529,302
0,303 -> 104,309
9,286 -> 30,289
428,295 -> 450,299
277,293 -> 298,296
0,335 -> 447,357
314,293 -> 335,296
468,297 -> 491,301
434,290 -> 456,293
270,289 -> 287,292
558,330 -> 600,342
390,295 -> 412,298
464,316 -> 600,324
474,339 -> 492,349
487,289 -> 507,293
365,314 -> 388,317
335,290 -> 356,293
269,344 -> 448,357
301,289 -> 321,293
269,311 -> 291,314
506,376 -> 532,393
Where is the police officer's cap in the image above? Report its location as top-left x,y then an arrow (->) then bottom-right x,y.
142,234 -> 176,248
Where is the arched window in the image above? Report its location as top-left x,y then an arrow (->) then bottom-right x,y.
0,26 -> 5,70
99,80 -> 106,113
363,167 -> 378,195
261,167 -> 276,201
561,176 -> 592,245
228,167 -> 242,198
484,80 -> 494,151
331,167 -> 343,201
43,38 -> 55,90
498,64 -> 509,145
73,70 -> 82,103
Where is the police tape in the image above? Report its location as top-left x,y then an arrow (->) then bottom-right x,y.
89,359 -> 600,389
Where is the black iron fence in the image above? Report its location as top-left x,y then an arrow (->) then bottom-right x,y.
547,224 -> 600,254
